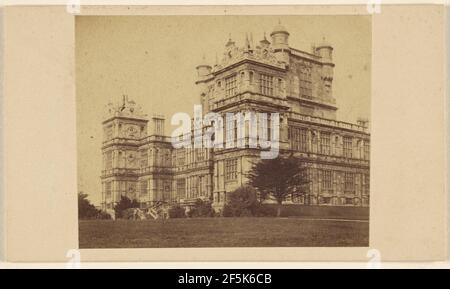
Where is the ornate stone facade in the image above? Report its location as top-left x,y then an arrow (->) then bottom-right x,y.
101,22 -> 370,213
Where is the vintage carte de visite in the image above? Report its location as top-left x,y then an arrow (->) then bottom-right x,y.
0,5 -> 447,263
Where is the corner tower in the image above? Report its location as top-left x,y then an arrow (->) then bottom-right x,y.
315,38 -> 334,99
270,21 -> 290,64
101,96 -> 148,212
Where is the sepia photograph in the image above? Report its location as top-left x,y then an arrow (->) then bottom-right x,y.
1,2 -> 448,270
76,15 -> 371,249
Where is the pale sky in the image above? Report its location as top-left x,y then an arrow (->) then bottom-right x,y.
76,15 -> 371,205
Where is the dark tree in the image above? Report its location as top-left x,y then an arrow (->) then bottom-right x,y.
78,192 -> 107,219
223,186 -> 260,217
114,195 -> 140,219
247,155 -> 309,217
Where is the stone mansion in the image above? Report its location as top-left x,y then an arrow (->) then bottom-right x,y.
100,22 -> 370,213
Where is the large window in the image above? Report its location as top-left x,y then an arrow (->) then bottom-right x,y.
363,174 -> 370,195
225,119 -> 237,146
225,159 -> 238,181
343,137 -> 353,158
299,67 -> 312,99
190,177 -> 198,198
105,151 -> 113,170
225,75 -> 237,97
198,176 -> 206,196
344,172 -> 355,193
364,141 -> 370,160
177,150 -> 185,166
196,149 -> 205,161
320,132 -> 331,155
176,179 -> 186,198
259,74 -> 274,96
289,127 -> 308,152
105,181 -> 112,198
322,170 -> 333,192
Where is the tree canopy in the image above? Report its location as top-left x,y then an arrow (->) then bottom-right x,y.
78,192 -> 110,220
223,186 -> 260,217
247,155 -> 309,216
114,195 -> 140,219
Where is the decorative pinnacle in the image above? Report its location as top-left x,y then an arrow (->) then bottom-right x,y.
226,33 -> 235,47
121,94 -> 128,111
260,31 -> 270,45
245,33 -> 250,49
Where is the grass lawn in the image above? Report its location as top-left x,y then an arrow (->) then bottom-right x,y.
79,217 -> 369,248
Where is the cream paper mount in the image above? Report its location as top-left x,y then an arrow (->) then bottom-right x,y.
0,4 -> 447,263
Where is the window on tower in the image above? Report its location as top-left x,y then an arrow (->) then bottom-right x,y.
225,158 -> 238,182
364,141 -> 370,160
196,149 -> 205,161
343,136 -> 353,158
190,176 -> 198,198
225,74 -> 237,97
299,67 -> 312,99
289,127 -> 308,152
105,151 -> 113,170
259,73 -> 274,96
198,176 -> 205,196
363,173 -> 370,195
105,181 -> 112,198
322,170 -> 333,193
320,132 -> 331,155
225,118 -> 237,146
344,172 -> 355,194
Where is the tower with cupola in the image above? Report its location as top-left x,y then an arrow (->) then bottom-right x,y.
315,38 -> 334,100
101,95 -> 148,212
270,21 -> 290,64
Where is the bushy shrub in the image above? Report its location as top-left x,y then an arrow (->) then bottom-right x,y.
222,204 -> 234,217
169,205 -> 186,218
122,208 -> 146,220
114,195 -> 140,219
97,210 -> 113,220
187,199 -> 215,218
222,186 -> 260,217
